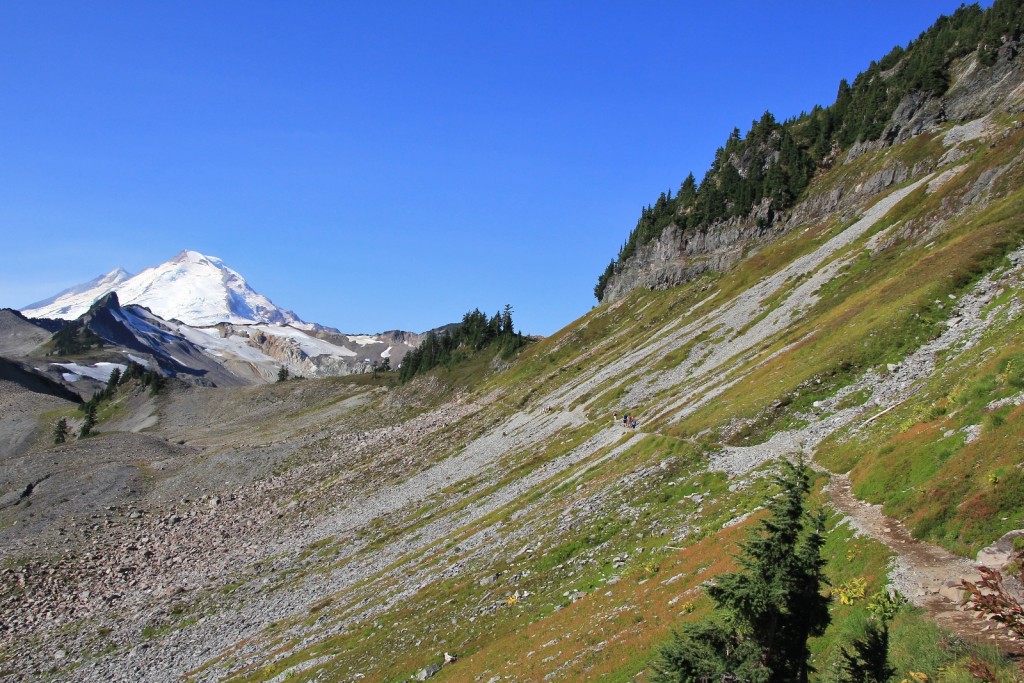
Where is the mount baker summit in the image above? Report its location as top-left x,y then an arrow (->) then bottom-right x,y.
8,250 -> 427,389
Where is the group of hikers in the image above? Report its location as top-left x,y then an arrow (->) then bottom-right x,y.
614,412 -> 639,429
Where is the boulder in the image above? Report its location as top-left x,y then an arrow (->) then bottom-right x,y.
415,663 -> 442,681
976,529 -> 1024,570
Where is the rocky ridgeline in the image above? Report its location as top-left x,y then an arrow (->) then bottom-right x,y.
601,44 -> 1024,305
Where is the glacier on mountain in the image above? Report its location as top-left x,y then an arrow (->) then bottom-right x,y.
23,268 -> 132,318
17,249 -> 425,383
21,250 -> 305,328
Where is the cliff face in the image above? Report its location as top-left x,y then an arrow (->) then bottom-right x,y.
601,211 -> 777,301
600,43 -> 1024,305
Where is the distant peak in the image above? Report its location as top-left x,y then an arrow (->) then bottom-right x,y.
97,267 -> 132,287
172,250 -> 223,267
23,249 -> 306,327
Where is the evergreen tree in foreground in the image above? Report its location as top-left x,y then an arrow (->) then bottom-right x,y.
653,459 -> 829,683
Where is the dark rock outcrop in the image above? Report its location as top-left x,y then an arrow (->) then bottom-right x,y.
601,214 -> 779,302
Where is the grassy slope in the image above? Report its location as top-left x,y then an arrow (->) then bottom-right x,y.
188,107 -> 1024,683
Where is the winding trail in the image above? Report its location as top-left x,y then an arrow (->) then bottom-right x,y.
557,172 -> 1024,662
826,472 -> 1024,658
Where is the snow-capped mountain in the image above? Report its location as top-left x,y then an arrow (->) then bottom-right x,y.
21,250 -> 307,328
23,267 -> 132,318
11,250 -> 430,387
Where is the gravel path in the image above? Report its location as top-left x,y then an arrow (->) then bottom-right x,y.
828,473 -> 1024,656
702,243 -> 1024,658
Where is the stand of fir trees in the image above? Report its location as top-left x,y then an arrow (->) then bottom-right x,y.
78,403 -> 97,438
50,321 -> 104,356
73,362 -> 166,439
652,459 -> 829,683
119,360 -> 166,396
596,1 -> 1024,302
399,305 -> 529,383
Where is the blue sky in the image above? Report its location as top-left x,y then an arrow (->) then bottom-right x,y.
0,1 -> 982,335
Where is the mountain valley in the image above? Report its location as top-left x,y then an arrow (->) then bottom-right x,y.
5,5 -> 1024,682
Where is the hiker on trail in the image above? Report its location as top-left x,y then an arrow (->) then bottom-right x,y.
613,413 -> 618,424
623,414 -> 629,426
631,418 -> 638,429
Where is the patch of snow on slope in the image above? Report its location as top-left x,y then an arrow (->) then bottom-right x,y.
175,325 -> 276,363
255,325 -> 357,358
347,335 -> 382,346
381,346 -> 392,358
111,307 -> 178,345
22,267 -> 131,315
51,362 -> 127,382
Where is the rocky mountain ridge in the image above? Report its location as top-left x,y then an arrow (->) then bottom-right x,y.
2,296 -> 421,395
601,35 -> 1024,304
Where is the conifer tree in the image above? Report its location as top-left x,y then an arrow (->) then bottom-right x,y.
678,173 -> 697,205
489,312 -> 502,338
594,260 -> 616,301
501,304 -> 514,336
53,418 -> 68,444
653,459 -> 829,683
79,403 -> 97,438
104,367 -> 121,399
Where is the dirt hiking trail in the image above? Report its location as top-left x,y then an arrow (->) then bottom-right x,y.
827,472 -> 1024,659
